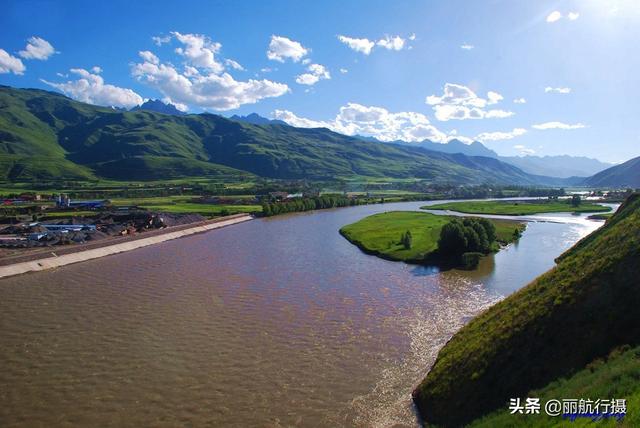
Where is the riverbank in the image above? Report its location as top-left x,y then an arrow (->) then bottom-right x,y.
339,211 -> 525,265
412,193 -> 640,426
423,199 -> 611,216
0,213 -> 253,278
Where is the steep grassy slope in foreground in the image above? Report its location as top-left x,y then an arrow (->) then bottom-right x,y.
413,193 -> 640,426
469,344 -> 640,427
0,85 -> 554,184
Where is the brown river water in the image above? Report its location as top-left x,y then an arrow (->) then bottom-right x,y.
0,200 -> 611,427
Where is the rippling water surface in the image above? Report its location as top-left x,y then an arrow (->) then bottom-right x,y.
0,200 -> 611,427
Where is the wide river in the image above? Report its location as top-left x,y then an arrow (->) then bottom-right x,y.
0,200 -> 614,427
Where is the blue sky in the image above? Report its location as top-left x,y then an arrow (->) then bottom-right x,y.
1,0 -> 639,162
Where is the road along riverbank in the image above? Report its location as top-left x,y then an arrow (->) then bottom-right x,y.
0,213 -> 253,279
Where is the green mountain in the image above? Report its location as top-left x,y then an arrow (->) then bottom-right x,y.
412,193 -> 640,426
581,156 -> 640,188
0,85 -> 557,184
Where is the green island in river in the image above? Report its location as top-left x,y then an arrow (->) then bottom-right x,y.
339,211 -> 525,265
422,199 -> 612,216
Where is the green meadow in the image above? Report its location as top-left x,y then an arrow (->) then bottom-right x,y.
339,211 -> 525,263
424,199 -> 611,216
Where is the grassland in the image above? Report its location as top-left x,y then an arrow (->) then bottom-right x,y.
135,203 -> 261,216
423,199 -> 611,215
588,212 -> 614,220
339,211 -> 525,263
469,345 -> 640,427
110,196 -> 261,216
412,193 -> 640,426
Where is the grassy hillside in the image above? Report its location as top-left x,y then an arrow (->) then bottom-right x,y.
424,199 -> 611,215
582,156 -> 640,188
0,85 -> 557,184
469,345 -> 640,427
412,193 -> 640,426
339,211 -> 524,263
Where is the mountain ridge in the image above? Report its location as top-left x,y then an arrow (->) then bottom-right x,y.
357,134 -> 612,178
581,156 -> 640,188
229,112 -> 287,126
130,99 -> 186,116
0,85 -> 570,185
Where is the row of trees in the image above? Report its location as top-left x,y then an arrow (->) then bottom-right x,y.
261,195 -> 375,217
438,217 -> 497,257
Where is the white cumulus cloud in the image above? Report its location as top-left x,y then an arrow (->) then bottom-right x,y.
41,68 -> 143,108
514,144 -> 535,155
295,63 -> 330,86
0,49 -> 26,75
487,91 -> 503,105
267,35 -> 309,62
546,11 -> 579,23
513,97 -> 527,104
460,43 -> 474,50
545,86 -> 571,94
337,35 -> 375,55
132,49 -> 289,111
225,59 -> 245,71
18,36 -> 56,60
339,68 -> 348,74
546,11 -> 563,22
532,121 -> 586,130
426,83 -> 514,121
172,32 -> 224,73
476,128 -> 527,142
273,103 -> 447,143
152,35 -> 171,46
138,50 -> 159,65
338,34 -> 410,55
376,35 -> 405,51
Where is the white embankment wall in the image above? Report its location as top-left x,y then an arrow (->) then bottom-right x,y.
0,214 -> 253,279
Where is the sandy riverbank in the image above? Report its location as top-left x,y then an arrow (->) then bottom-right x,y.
0,214 -> 253,279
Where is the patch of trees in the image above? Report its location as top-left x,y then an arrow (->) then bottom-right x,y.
438,218 -> 497,256
261,195 -> 376,217
437,218 -> 499,268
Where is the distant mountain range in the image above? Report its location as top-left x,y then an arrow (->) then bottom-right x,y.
123,109 -> 616,180
498,155 -> 613,179
0,85 -> 561,185
582,156 -> 640,188
0,86 -> 635,187
387,138 -> 498,158
361,135 -> 613,178
130,99 -> 185,116
229,113 -> 287,126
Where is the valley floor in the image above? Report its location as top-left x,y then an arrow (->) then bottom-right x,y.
423,199 -> 611,216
